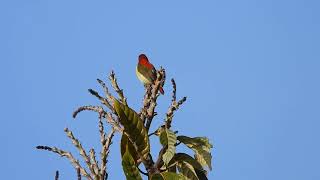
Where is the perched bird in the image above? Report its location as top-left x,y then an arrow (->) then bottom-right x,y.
136,54 -> 164,94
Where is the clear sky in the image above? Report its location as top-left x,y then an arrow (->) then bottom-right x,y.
1,0 -> 320,179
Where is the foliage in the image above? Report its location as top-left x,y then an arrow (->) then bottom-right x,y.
122,146 -> 143,180
36,65 -> 213,180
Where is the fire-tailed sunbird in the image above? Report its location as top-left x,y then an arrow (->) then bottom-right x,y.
136,54 -> 164,94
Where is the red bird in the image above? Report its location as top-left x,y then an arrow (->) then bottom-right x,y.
136,54 -> 164,94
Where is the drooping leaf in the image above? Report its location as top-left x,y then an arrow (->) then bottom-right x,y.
122,146 -> 142,180
151,172 -> 187,180
177,136 -> 213,170
161,172 -> 188,180
159,128 -> 177,165
177,136 -> 213,149
151,173 -> 164,180
194,147 -> 212,171
121,135 -> 139,163
177,161 -> 200,180
169,153 -> 208,180
168,164 -> 177,173
114,98 -> 150,158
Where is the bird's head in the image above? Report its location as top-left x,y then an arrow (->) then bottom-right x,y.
138,54 -> 149,64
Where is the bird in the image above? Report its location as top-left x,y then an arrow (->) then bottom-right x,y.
136,54 -> 164,94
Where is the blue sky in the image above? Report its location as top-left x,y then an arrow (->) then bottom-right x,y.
1,0 -> 320,179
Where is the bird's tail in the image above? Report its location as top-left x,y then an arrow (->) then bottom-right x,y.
159,86 -> 164,95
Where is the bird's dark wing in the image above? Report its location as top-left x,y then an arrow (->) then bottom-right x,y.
137,64 -> 157,82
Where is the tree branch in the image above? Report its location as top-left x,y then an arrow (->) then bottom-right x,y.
55,171 -> 59,180
100,126 -> 115,180
88,89 -> 113,111
89,149 -> 99,176
77,168 -> 82,180
64,128 -> 97,178
145,68 -> 166,131
165,79 -> 187,129
109,71 -> 127,106
36,146 -> 92,180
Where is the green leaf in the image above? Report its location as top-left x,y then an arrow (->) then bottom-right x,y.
114,98 -> 150,158
161,172 -> 187,180
177,161 -> 199,180
122,146 -> 143,180
168,164 -> 177,173
194,148 -> 212,171
160,128 -> 177,165
151,173 -> 165,180
169,153 -> 208,180
177,136 -> 213,149
151,172 -> 187,180
177,136 -> 213,170
121,135 -> 139,163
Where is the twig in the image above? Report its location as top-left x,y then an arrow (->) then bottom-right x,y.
165,79 -> 187,129
64,128 -> 97,178
89,149 -> 99,176
77,168 -> 81,180
154,147 -> 166,169
73,105 -> 105,118
100,128 -> 115,179
55,171 -> 59,180
36,146 -> 92,180
97,114 -> 106,179
97,78 -> 113,100
140,86 -> 152,123
171,78 -> 177,102
109,71 -> 127,106
138,167 -> 149,176
88,89 -> 113,111
73,105 -> 123,133
105,112 -> 124,133
145,68 -> 166,131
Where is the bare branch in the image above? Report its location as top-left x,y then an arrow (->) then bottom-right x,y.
145,68 -> 166,131
140,85 -> 152,123
100,128 -> 115,180
109,71 -> 127,106
171,78 -> 177,102
73,105 -> 104,118
88,89 -> 113,111
89,149 -> 99,176
64,128 -> 97,178
154,147 -> 166,169
36,146 -> 92,180
55,171 -> 59,180
77,168 -> 81,180
138,167 -> 149,176
73,105 -> 123,134
97,78 -> 113,100
105,112 -> 123,133
165,79 -> 187,129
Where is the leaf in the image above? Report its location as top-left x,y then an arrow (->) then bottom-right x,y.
168,164 -> 177,173
177,136 -> 213,149
194,148 -> 212,171
121,135 -> 139,163
161,172 -> 188,180
169,153 -> 208,180
151,172 -> 187,180
122,146 -> 142,180
177,161 -> 199,180
113,98 -> 150,158
151,173 -> 165,180
160,128 -> 177,165
177,136 -> 213,170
